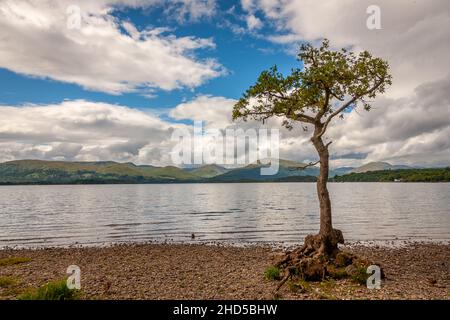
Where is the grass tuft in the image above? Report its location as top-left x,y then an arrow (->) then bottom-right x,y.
0,257 -> 32,267
0,276 -> 18,288
351,266 -> 370,285
264,266 -> 281,280
18,280 -> 81,300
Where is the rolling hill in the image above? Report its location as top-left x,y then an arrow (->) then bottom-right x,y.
0,159 -> 321,184
0,159 -> 438,184
0,160 -> 199,184
188,164 -> 230,178
350,161 -> 411,173
211,159 -> 320,182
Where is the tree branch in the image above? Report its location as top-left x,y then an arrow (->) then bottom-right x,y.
317,79 -> 385,138
266,91 -> 289,101
243,109 -> 316,125
290,113 -> 315,124
289,160 -> 320,171
315,88 -> 330,122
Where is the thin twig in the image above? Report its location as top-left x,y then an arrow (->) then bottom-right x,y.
289,160 -> 320,171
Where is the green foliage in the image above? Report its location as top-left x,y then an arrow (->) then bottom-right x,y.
18,280 -> 81,300
0,257 -> 32,267
233,39 -> 391,132
332,168 -> 450,182
264,266 -> 281,280
351,266 -> 370,285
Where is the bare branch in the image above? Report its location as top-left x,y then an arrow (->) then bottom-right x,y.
289,160 -> 320,171
243,110 -> 316,125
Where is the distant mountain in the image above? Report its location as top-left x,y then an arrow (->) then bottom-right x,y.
329,166 -> 354,177
189,164 -> 230,178
211,159 -> 319,182
0,160 -> 198,184
1,159 -> 431,184
350,161 -> 411,173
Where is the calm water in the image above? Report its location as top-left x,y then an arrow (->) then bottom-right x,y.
0,183 -> 449,248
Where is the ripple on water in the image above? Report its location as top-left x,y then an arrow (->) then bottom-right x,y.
0,183 -> 449,248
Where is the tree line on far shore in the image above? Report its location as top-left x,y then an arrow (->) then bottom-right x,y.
332,168 -> 450,182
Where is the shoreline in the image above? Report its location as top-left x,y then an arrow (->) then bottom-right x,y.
1,181 -> 449,186
1,238 -> 450,251
1,242 -> 448,300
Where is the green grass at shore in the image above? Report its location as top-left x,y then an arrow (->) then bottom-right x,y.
18,280 -> 81,300
0,257 -> 32,267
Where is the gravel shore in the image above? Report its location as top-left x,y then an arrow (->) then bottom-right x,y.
0,243 -> 448,300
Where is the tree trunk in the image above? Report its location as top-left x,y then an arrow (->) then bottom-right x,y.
310,129 -> 344,256
314,137 -> 332,236
273,129 -> 348,282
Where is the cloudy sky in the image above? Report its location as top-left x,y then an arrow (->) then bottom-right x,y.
0,0 -> 449,167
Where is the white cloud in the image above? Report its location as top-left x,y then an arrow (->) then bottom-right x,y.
1,85 -> 449,168
0,100 -> 184,165
1,0 -> 449,167
241,0 -> 254,12
164,0 -> 217,23
169,81 -> 450,167
244,0 -> 450,98
0,0 -> 224,94
0,97 -> 302,166
233,0 -> 450,167
327,76 -> 450,167
246,14 -> 262,30
169,95 -> 236,128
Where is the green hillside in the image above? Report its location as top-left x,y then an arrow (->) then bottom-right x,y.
0,160 -> 198,184
189,164 -> 229,178
350,161 -> 410,173
1,159 -> 447,184
332,168 -> 450,182
211,159 -> 319,182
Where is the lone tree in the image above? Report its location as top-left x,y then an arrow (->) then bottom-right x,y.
233,39 -> 391,280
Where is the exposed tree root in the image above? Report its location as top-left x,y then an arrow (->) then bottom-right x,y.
273,229 -> 381,291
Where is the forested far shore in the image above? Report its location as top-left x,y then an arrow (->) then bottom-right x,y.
332,168 -> 450,182
0,161 -> 450,185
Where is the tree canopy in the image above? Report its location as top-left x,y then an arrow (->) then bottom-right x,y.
233,39 -> 392,137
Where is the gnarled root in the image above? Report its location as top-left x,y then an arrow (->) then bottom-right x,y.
273,229 -> 381,290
